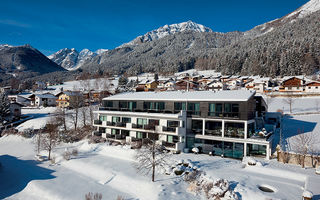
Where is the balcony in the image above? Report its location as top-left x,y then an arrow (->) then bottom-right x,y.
131,123 -> 156,131
162,141 -> 176,149
107,121 -> 115,126
162,126 -> 176,133
143,124 -> 156,131
115,122 -> 126,127
94,120 -> 102,125
187,111 -> 201,116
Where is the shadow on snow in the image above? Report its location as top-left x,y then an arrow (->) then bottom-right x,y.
0,155 -> 55,199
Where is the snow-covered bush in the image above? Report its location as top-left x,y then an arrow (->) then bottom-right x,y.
192,147 -> 199,154
85,192 -> 102,200
184,170 -> 202,183
63,151 -> 71,161
72,149 -> 78,156
187,173 -> 238,200
116,195 -> 125,200
242,157 -> 257,166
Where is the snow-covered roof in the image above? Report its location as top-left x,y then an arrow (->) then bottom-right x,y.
35,94 -> 57,99
104,90 -> 255,102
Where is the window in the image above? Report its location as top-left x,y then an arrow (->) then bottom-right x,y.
191,120 -> 203,134
136,132 -> 146,139
188,102 -> 200,115
174,102 -> 186,111
167,120 -> 179,127
144,102 -> 165,111
112,116 -> 120,123
137,118 -> 148,125
122,117 -> 131,123
104,100 -> 113,107
99,115 -> 107,121
111,129 -> 120,135
167,135 -> 180,143
119,101 -> 136,110
209,103 -> 222,116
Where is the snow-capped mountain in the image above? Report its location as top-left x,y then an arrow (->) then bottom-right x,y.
120,20 -> 212,47
246,0 -> 320,37
48,48 -> 108,70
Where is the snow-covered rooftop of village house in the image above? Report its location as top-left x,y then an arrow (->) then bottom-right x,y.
104,90 -> 255,101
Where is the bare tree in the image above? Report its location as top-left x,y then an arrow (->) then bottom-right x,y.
80,79 -> 95,125
42,119 -> 59,160
56,107 -> 68,131
282,93 -> 295,113
264,95 -> 274,108
315,99 -> 320,112
34,130 -> 42,155
69,92 -> 83,131
134,133 -> 169,182
291,129 -> 316,168
81,106 -> 88,127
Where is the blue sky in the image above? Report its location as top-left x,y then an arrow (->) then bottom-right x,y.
0,0 -> 309,55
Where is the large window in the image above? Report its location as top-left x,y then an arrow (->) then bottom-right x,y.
122,117 -> 131,123
137,118 -> 148,128
191,120 -> 203,134
209,103 -> 223,117
144,102 -> 165,111
188,102 -> 200,115
104,100 -> 113,107
111,129 -> 120,135
136,131 -> 147,139
99,115 -> 107,121
208,103 -> 239,118
119,101 -> 136,111
112,116 -> 120,123
247,144 -> 266,157
167,120 -> 179,127
174,102 -> 186,112
224,103 -> 239,117
167,135 -> 180,143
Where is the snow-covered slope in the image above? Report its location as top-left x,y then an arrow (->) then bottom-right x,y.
49,48 -> 108,70
246,0 -> 320,37
120,20 -> 212,47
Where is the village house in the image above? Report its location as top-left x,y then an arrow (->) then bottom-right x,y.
305,81 -> 320,93
56,91 -> 83,108
279,77 -> 305,92
29,93 -> 57,107
7,94 -> 31,106
9,102 -> 23,121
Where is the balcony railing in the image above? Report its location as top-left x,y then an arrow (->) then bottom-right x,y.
208,112 -> 239,118
187,111 -> 201,116
94,120 -> 102,125
162,126 -> 176,133
191,128 -> 202,135
204,129 -> 222,137
115,122 -> 126,127
107,121 -> 115,126
131,123 -> 156,130
162,141 -> 176,149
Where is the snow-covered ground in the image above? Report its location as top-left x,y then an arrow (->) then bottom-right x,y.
1,135 -> 319,200
267,96 -> 320,114
48,78 -> 118,92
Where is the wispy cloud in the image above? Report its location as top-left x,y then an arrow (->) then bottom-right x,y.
0,19 -> 31,28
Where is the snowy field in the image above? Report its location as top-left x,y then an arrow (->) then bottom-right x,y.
1,135 -> 319,200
